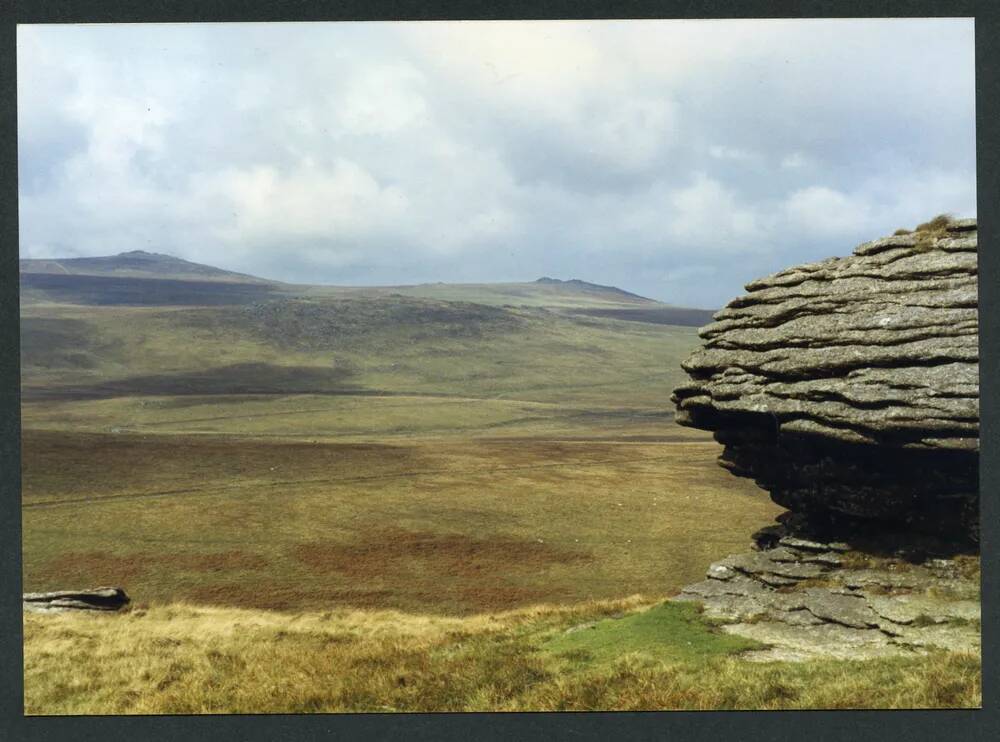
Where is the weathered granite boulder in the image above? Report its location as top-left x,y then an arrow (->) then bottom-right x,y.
23,587 -> 130,613
672,216 -> 979,542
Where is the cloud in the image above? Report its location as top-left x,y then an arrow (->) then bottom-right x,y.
668,173 -> 765,247
709,146 -> 757,162
780,152 -> 812,170
199,159 -> 410,244
337,64 -> 430,136
784,185 -> 871,236
17,19 -> 976,308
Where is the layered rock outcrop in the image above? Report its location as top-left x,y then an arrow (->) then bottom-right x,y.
672,217 -> 979,542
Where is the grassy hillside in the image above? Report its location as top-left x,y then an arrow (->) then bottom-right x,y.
21,297 -> 700,408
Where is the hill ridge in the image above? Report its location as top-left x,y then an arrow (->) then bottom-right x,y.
21,250 -> 663,307
534,276 -> 653,303
19,251 -> 274,285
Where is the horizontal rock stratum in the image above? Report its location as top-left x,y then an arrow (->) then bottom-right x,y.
672,216 -> 979,541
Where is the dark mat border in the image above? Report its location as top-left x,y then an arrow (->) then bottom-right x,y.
1,2 -> 995,741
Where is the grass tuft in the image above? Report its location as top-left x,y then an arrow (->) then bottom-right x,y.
915,214 -> 953,233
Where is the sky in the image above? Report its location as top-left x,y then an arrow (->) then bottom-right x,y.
17,19 -> 976,308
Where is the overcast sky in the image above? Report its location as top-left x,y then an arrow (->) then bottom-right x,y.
17,19 -> 976,308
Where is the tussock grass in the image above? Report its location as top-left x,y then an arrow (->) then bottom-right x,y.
893,214 -> 956,239
24,599 -> 981,714
518,650 -> 981,711
915,214 -> 954,233
911,214 -> 956,252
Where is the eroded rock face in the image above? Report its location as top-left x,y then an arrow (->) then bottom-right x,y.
672,217 -> 979,541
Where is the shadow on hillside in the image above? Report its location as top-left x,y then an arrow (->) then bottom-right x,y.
21,362 -> 362,401
21,273 -> 278,306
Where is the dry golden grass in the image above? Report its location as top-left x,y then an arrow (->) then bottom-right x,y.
23,600 -> 981,714
915,213 -> 954,233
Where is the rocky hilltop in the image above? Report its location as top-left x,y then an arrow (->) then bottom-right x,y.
672,216 -> 979,543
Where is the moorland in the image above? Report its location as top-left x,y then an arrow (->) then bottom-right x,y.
20,251 -> 980,712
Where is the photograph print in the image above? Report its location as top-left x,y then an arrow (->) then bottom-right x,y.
17,18 -> 980,713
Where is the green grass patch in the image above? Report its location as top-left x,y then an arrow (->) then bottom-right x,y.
544,600 -> 761,665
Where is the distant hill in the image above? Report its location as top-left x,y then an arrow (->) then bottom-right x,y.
19,250 -> 714,326
533,277 -> 652,303
19,250 -> 273,285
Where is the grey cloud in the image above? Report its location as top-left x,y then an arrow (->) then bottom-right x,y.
17,19 -> 976,309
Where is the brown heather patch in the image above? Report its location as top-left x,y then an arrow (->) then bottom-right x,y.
455,584 -> 559,612
36,550 -> 148,585
21,429 -> 419,504
38,549 -> 268,585
185,579 -> 556,614
292,527 -> 592,580
173,551 -> 270,572
274,528 -> 592,614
